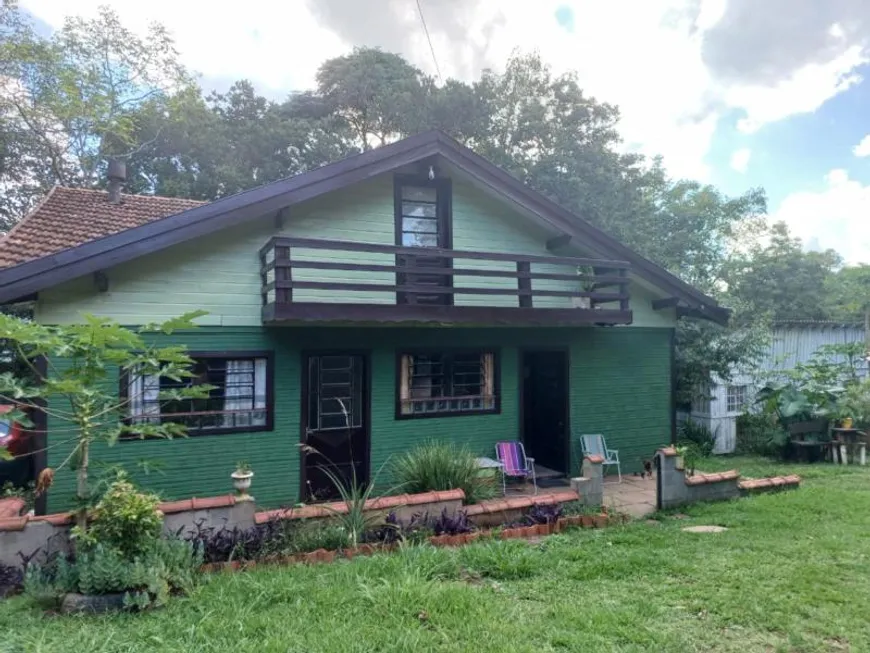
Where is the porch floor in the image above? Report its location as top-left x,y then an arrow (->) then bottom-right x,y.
504,474 -> 657,518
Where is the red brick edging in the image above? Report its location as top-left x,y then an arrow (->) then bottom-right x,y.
0,494 -> 241,533
739,475 -> 801,491
685,470 -> 740,486
254,489 -> 466,524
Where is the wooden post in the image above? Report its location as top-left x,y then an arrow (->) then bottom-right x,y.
275,245 -> 291,304
619,267 -> 629,311
517,261 -> 532,308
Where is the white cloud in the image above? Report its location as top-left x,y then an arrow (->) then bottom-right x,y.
729,148 -> 751,173
853,134 -> 870,157
726,46 -> 867,134
772,169 -> 870,265
18,0 -> 870,182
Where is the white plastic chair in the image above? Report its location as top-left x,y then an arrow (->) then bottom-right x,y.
580,434 -> 621,483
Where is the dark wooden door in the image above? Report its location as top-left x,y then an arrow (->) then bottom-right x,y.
395,178 -> 452,305
301,353 -> 368,501
521,350 -> 569,473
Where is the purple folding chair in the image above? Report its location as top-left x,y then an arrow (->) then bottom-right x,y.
495,441 -> 537,495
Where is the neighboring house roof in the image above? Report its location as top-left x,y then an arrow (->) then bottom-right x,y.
772,319 -> 865,329
0,130 -> 728,324
0,187 -> 205,268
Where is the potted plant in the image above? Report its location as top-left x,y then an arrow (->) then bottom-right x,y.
231,461 -> 254,499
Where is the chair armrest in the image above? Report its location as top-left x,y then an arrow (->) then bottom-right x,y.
526,456 -> 535,469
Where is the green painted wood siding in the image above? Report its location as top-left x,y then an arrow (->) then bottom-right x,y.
34,173 -> 675,327
44,325 -> 671,512
44,327 -> 300,513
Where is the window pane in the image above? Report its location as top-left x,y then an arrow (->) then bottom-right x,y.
132,355 -> 269,433
400,351 -> 496,416
401,186 -> 437,202
402,201 -> 437,219
402,216 -> 438,233
310,355 -> 363,430
402,232 -> 439,247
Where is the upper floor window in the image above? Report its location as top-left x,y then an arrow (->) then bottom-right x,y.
394,175 -> 453,306
400,186 -> 440,248
124,352 -> 273,435
397,350 -> 498,418
394,175 -> 451,250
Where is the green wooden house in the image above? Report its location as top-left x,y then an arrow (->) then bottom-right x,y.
0,131 -> 727,512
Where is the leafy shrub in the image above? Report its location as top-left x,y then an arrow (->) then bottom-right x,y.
840,379 -> 870,428
0,562 -> 23,592
378,511 -> 433,545
736,412 -> 789,457
23,557 -> 74,609
186,519 -> 274,563
186,516 -> 356,561
391,440 -> 495,504
80,476 -> 163,558
459,540 -> 540,580
559,501 -> 597,517
430,509 -> 474,536
22,539 -> 201,610
284,519 -> 350,553
677,419 -> 716,457
524,504 -> 562,526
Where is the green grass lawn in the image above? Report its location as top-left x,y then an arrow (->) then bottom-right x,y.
3,456 -> 870,653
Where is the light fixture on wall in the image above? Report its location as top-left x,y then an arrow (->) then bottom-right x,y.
428,165 -> 435,180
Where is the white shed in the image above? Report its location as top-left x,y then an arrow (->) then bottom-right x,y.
688,321 -> 868,454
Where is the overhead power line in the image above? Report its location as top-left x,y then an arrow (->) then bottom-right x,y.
415,0 -> 443,83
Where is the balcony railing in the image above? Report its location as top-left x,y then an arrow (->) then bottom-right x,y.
259,237 -> 632,325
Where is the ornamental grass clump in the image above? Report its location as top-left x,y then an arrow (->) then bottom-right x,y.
391,440 -> 495,504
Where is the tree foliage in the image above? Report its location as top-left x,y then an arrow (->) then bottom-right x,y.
0,312 -> 210,532
0,3 -> 190,225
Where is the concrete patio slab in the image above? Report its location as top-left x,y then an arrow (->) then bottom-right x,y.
604,475 -> 656,517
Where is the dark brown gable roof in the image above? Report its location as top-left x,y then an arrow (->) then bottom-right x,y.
0,131 -> 728,324
0,187 -> 205,268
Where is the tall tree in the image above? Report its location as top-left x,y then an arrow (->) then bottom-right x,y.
724,221 -> 842,322
0,3 -> 190,224
471,52 -> 649,238
315,47 -> 427,150
824,264 -> 870,324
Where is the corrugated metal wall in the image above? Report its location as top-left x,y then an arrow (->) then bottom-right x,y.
690,322 -> 867,454
763,324 -> 868,377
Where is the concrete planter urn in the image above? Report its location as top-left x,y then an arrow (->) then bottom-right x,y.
231,470 -> 254,499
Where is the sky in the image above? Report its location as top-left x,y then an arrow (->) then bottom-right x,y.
20,0 -> 870,265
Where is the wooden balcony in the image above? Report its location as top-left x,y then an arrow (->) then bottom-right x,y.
259,237 -> 633,326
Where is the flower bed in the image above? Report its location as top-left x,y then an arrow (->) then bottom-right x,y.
197,507 -> 621,573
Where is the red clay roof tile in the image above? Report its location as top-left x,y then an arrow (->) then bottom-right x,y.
0,187 -> 204,268
191,496 -> 236,511
31,512 -> 74,526
0,516 -> 28,531
0,497 -> 25,519
685,470 -> 740,486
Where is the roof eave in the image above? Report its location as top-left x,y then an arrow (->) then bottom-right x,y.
0,129 -> 724,317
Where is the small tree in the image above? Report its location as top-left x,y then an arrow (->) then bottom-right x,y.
0,311 -> 211,533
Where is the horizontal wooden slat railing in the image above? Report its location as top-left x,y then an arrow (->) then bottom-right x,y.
259,236 -> 631,312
